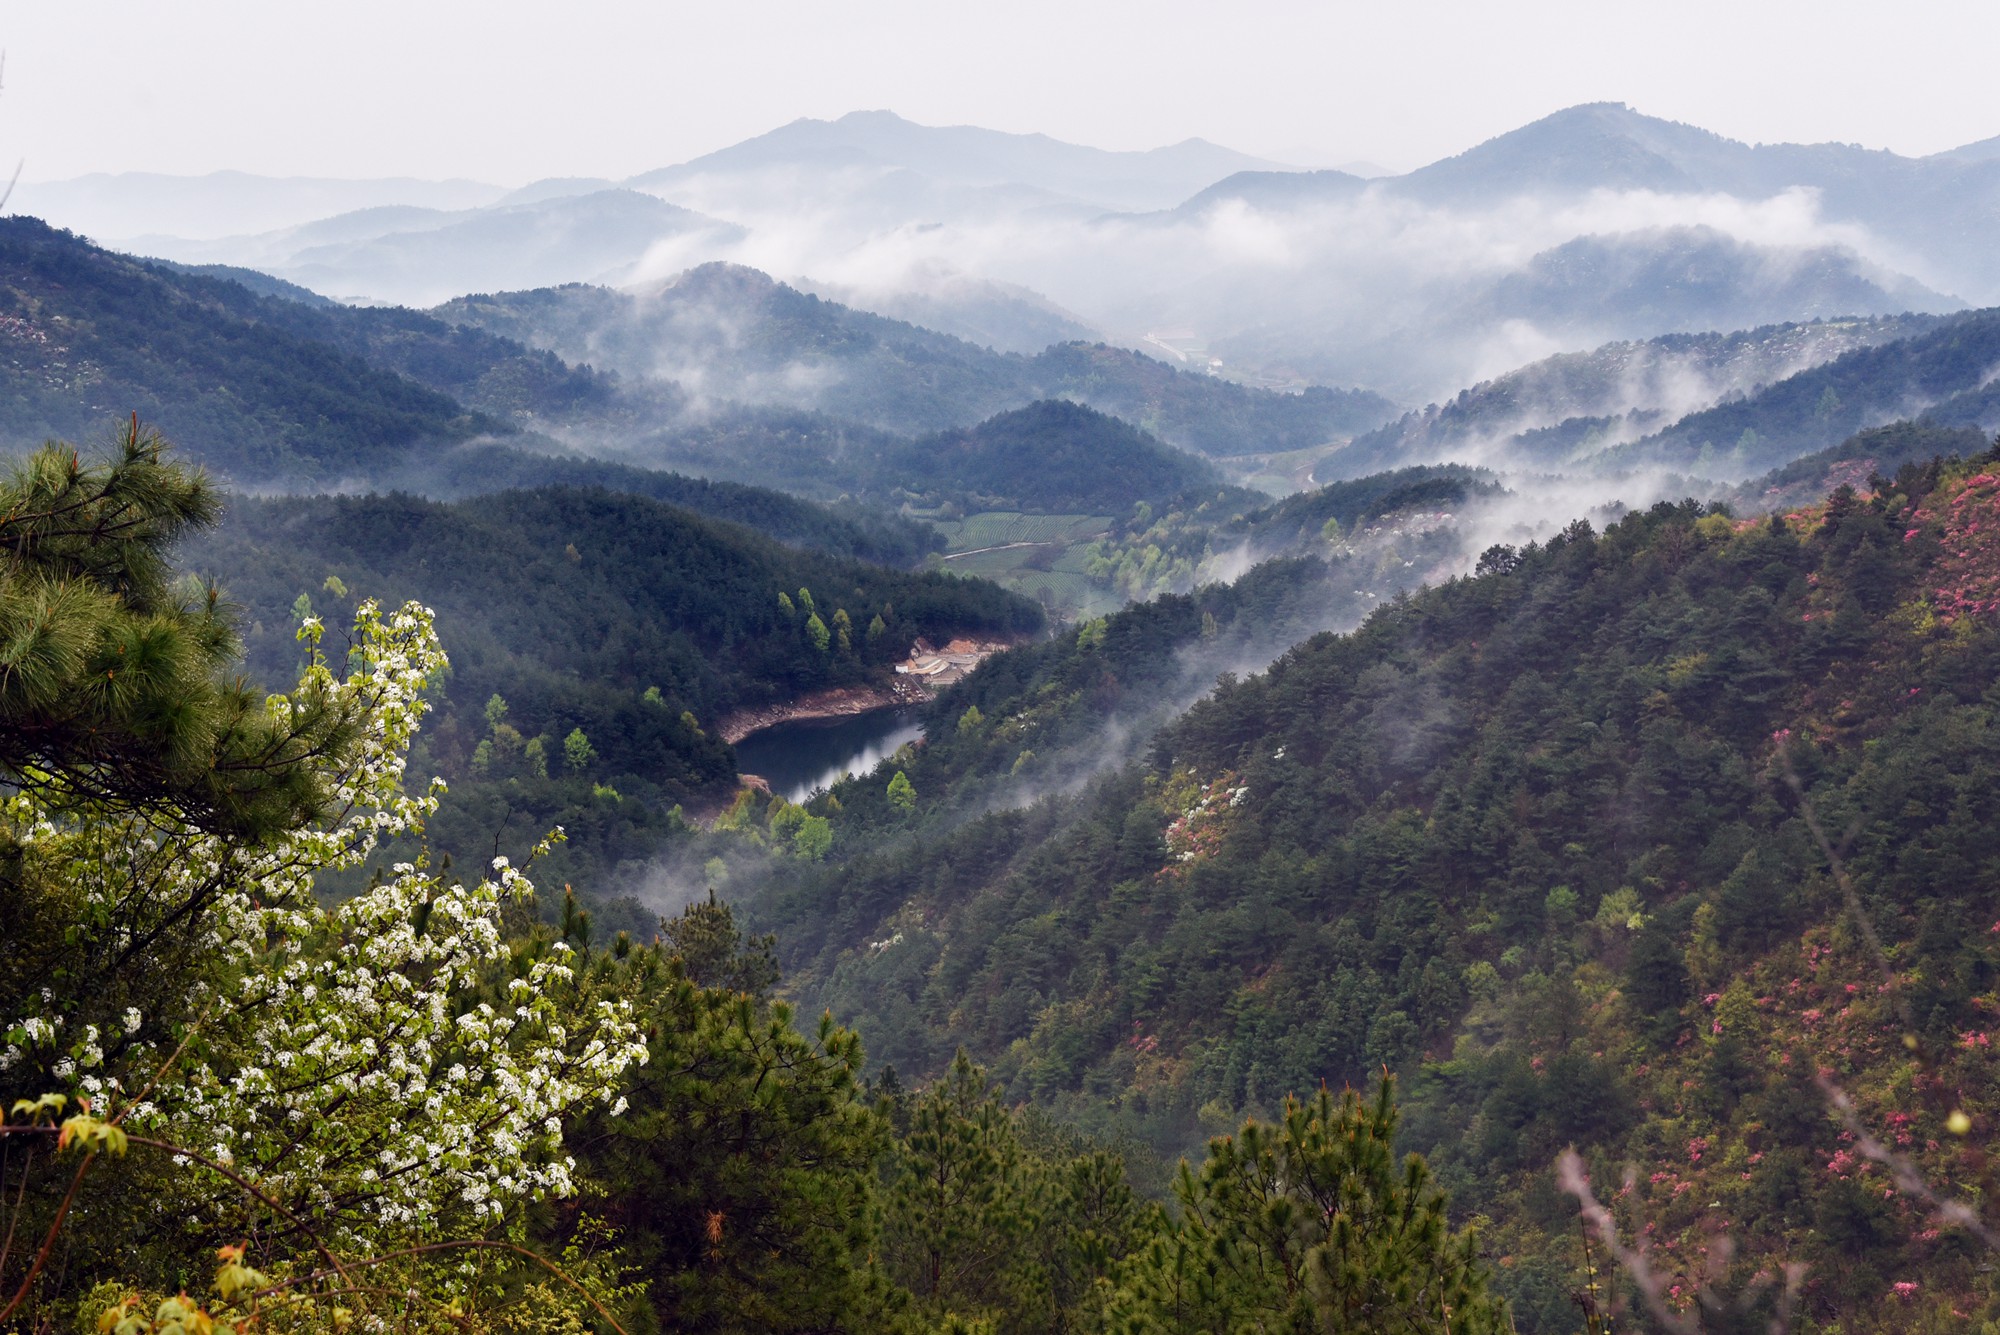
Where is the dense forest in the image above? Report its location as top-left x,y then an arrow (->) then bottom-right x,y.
0,217 -> 495,480
0,430 -> 1512,1335
183,485 -> 1040,892
744,436 -> 2000,1329
13,182 -> 2000,1334
434,263 -> 1398,452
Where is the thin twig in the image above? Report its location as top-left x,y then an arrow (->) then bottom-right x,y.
1818,1077 -> 2000,1249
0,1150 -> 94,1327
0,1144 -> 30,1281
1557,1151 -> 1696,1335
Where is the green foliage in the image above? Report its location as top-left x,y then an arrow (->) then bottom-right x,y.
880,1053 -> 1156,1335
1108,1080 -> 1508,1333
183,485 -> 1040,888
0,219 -> 494,484
577,898 -> 892,1334
748,450 -> 2000,1326
886,770 -> 917,814
562,726 -> 597,773
0,424 -> 350,837
884,401 -> 1220,514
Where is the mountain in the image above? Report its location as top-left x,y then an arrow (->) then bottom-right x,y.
1735,419 -> 1991,511
1390,102 -> 2000,302
1488,226 -> 1953,337
1611,307 -> 2000,475
144,259 -> 337,306
875,399 -> 1219,511
629,109 -> 1278,214
1163,167 -> 1371,217
743,446 -> 2000,1328
797,271 -> 1101,355
0,227 -> 1235,522
0,216 -> 493,483
1199,226 -> 1952,403
365,441 -> 945,567
1335,314 -> 1942,478
11,170 -> 506,241
435,263 -> 1396,452
0,220 -> 950,566
136,190 -> 746,307
36,104 -> 1995,405
1122,103 -> 1983,396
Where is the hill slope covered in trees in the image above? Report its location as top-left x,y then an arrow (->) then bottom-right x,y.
185,486 -> 1040,890
435,263 -> 1398,452
745,441 -> 2000,1330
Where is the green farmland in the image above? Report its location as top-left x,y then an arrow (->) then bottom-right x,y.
927,511 -> 1121,621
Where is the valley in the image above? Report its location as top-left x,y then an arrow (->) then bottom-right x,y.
10,64 -> 2000,1335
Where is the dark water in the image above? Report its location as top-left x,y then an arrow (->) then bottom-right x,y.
732,708 -> 925,804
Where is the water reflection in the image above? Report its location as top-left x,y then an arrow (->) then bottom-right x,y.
731,708 -> 925,804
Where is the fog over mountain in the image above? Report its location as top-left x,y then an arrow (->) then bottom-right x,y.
15,102 -> 1995,407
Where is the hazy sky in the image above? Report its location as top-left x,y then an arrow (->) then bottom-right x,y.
7,0 -> 1999,184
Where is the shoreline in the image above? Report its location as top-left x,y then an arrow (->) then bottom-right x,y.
716,678 -> 928,745
716,635 -> 1023,745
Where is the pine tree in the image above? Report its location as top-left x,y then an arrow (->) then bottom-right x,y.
1108,1079 -> 1509,1334
883,1052 -> 1033,1318
0,421 -> 352,837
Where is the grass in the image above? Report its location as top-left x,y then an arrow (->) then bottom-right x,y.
934,512 -> 1112,552
924,511 -> 1122,622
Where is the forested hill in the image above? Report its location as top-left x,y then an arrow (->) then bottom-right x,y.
367,441 -> 945,566
747,444 -> 2000,1329
435,263 -> 1398,452
0,217 -> 496,481
184,486 -> 1040,850
1334,315 -> 1936,479
1609,306 -> 2000,474
880,399 -> 1221,511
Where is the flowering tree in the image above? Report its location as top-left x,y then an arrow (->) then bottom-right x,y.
0,436 -> 648,1325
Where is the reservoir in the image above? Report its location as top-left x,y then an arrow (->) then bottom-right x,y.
732,708 -> 925,804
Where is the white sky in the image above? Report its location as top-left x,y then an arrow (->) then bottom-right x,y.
6,0 -> 1999,185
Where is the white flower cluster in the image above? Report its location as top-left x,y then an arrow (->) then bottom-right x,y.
0,601 -> 647,1244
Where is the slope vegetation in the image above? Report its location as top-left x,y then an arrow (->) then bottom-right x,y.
748,447 -> 2000,1329
436,264 -> 1395,451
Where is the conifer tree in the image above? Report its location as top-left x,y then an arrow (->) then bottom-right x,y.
0,421 -> 351,837
1108,1079 -> 1508,1334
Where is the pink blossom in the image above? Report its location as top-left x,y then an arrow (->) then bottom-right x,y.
1892,1281 -> 1919,1299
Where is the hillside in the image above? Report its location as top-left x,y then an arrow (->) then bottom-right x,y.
434,264 -> 1396,451
370,440 -> 945,566
878,400 -> 1219,511
185,486 -> 1041,889
1338,311 -> 1992,481
0,216 -> 493,482
1613,307 -> 2000,475
743,446 -> 2000,1329
1487,227 -> 1953,340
